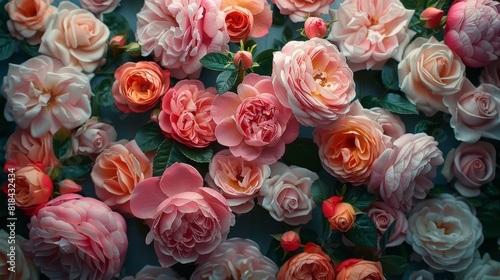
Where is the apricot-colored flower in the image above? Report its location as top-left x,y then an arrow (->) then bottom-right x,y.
221,0 -> 272,42
336,259 -> 385,280
5,0 -> 56,44
277,243 -> 335,279
322,196 -> 356,232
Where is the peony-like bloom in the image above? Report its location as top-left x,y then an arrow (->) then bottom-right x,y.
23,194 -> 128,280
221,0 -> 272,43
71,117 -> 117,155
406,194 -> 484,272
444,0 -> 500,68
328,0 -> 415,71
136,0 -> 229,79
322,196 -> 356,232
91,140 -> 152,216
158,80 -> 217,148
280,231 -> 301,252
480,59 -> 500,87
398,36 -> 467,116
441,141 -> 496,197
277,243 -> 335,279
455,253 -> 500,279
130,163 -> 235,267
367,201 -> 408,248
122,265 -> 184,280
272,38 -> 356,128
191,238 -> 278,279
336,259 -> 385,280
304,17 -> 328,39
5,0 -> 56,44
259,162 -> 318,226
368,133 -> 443,212
443,80 -> 500,143
79,0 -> 121,17
212,73 -> 299,164
0,229 -> 39,280
39,1 -> 110,73
205,149 -> 271,214
2,55 -> 92,138
270,0 -> 334,22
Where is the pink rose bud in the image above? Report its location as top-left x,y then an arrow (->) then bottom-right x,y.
58,179 -> 83,194
110,35 -> 126,48
125,42 -> 142,57
280,231 -> 301,252
150,109 -> 160,123
420,7 -> 444,29
233,50 -> 253,70
304,17 -> 328,39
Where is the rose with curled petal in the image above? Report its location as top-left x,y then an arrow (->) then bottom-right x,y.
79,0 -> 121,17
272,38 -> 356,128
480,60 -> 500,87
122,265 -> 184,280
71,117 -> 117,155
23,194 -> 128,280
2,55 -> 92,138
455,253 -> 500,279
5,0 -> 56,44
130,163 -> 235,267
369,107 -> 406,142
336,259 -> 385,280
367,201 -> 408,248
0,230 -> 39,280
444,0 -> 500,68
277,243 -> 335,280
270,0 -> 334,23
221,0 -> 272,43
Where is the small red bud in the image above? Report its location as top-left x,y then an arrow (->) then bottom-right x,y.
280,231 -> 301,252
420,7 -> 444,29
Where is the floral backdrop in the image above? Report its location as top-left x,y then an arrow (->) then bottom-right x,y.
0,0 -> 499,279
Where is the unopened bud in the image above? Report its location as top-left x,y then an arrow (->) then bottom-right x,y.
304,17 -> 328,39
58,179 -> 83,194
125,42 -> 142,57
420,7 -> 444,29
233,50 -> 253,70
110,35 -> 127,48
280,231 -> 301,252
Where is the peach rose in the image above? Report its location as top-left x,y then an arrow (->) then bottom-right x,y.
39,1 -> 110,73
221,0 -> 272,42
367,201 -> 408,247
271,0 -> 334,23
90,140 -> 153,216
322,196 -> 356,232
336,259 -> 385,280
71,117 -> 117,155
5,0 -> 56,44
0,229 -> 39,280
277,243 -> 335,279
79,0 -> 121,16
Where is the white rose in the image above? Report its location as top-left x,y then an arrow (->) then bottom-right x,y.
455,253 -> 500,279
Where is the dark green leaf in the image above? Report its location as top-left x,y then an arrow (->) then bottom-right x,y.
102,12 -> 130,39
60,155 -> 93,179
0,1 -> 9,34
272,4 -> 287,26
135,122 -> 165,152
282,138 -> 322,172
216,70 -> 238,94
414,120 -> 440,134
244,40 -> 257,53
344,214 -> 378,248
153,139 -> 186,176
483,183 -> 500,198
379,219 -> 397,251
19,41 -> 40,57
177,143 -> 213,163
282,25 -> 294,43
299,228 -> 320,244
381,59 -> 400,91
273,39 -> 284,50
427,184 -> 451,196
0,34 -> 15,61
343,186 -> 377,211
93,78 -> 115,107
200,52 -> 236,71
52,127 -> 72,159
359,96 -> 380,109
134,217 -> 150,238
253,48 -> 276,76
379,93 -> 419,115
477,200 -> 500,238
380,255 -> 409,276
265,238 -> 287,267
311,179 -> 330,207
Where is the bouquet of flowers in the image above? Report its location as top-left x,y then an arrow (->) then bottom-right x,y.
1,0 -> 499,279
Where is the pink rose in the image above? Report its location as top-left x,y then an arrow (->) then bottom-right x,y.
258,162 -> 318,226
369,107 -> 406,142
23,194 -> 128,280
368,133 -> 444,212
328,0 -> 416,71
444,0 -> 500,68
158,80 -> 217,148
441,141 -> 496,197
211,73 -> 299,164
191,238 -> 278,279
271,0 -> 334,23
39,1 -> 110,73
480,59 -> 500,88
272,38 -> 356,128
5,0 -> 56,44
130,163 -> 235,267
122,265 -> 184,280
398,36 -> 467,116
2,55 -> 92,138
443,80 -> 500,143
71,117 -> 117,155
367,201 -> 408,248
91,140 -> 152,216
304,17 -> 328,39
79,0 -> 121,16
136,0 -> 229,79
205,149 -> 271,214
0,230 -> 39,280
234,50 -> 253,70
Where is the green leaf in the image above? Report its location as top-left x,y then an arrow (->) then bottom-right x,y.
200,52 -> 236,71
215,70 -> 238,94
19,41 -> 40,57
253,49 -> 276,76
272,4 -> 287,26
379,93 -> 419,115
344,214 -> 378,248
381,59 -> 400,91
379,219 -> 397,251
380,255 -> 409,276
93,78 -> 115,107
52,127 -> 72,159
135,122 -> 165,152
359,96 -> 380,109
0,1 -> 10,34
60,155 -> 93,179
427,184 -> 451,196
177,143 -> 213,163
0,34 -> 15,61
282,138 -> 322,172
311,179 -> 330,207
102,12 -> 130,39
343,186 -> 377,211
483,183 -> 500,198
282,25 -> 294,43
477,200 -> 500,238
153,139 -> 186,176
413,120 -> 440,134
299,228 -> 320,245
265,238 -> 287,267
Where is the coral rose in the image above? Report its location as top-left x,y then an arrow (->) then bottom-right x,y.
23,194 -> 128,280
112,61 -> 170,113
2,55 -> 92,138
336,259 -> 385,280
328,0 -> 415,71
122,265 -> 184,280
367,201 -> 408,247
91,140 -> 152,216
221,0 -> 271,42
205,149 -> 271,214
271,0 -> 334,22
39,1 -> 110,73
0,229 -> 39,280
5,0 -> 56,44
79,0 -> 121,16
277,243 -> 335,279
322,196 -> 356,232
158,80 -> 217,148
272,38 -> 356,128
212,73 -> 299,164
130,163 -> 235,267
455,253 -> 500,280
71,117 -> 117,155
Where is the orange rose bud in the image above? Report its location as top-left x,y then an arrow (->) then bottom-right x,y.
280,231 -> 301,252
304,17 -> 328,39
420,7 -> 444,29
234,50 -> 253,70
110,35 -> 126,48
322,196 -> 356,232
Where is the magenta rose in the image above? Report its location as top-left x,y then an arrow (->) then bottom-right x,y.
270,0 -> 334,22
211,73 -> 299,164
71,117 -> 117,155
79,0 -> 121,16
367,201 -> 408,248
23,194 -> 128,280
130,163 -> 235,267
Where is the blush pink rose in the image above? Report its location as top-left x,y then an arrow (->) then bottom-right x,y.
441,141 -> 496,197
2,55 -> 92,138
211,73 -> 300,164
39,1 -> 110,73
270,0 -> 334,22
444,0 -> 500,68
205,149 -> 271,214
122,265 -> 184,280
79,0 -> 121,16
221,0 -> 272,42
368,133 -> 444,212
258,162 -> 318,226
328,0 -> 416,71
480,59 -> 500,87
136,0 -> 229,79
369,107 -> 406,142
91,140 -> 152,216
367,201 -> 408,248
130,163 -> 235,267
23,194 -> 128,280
158,80 -> 217,148
0,230 -> 39,280
304,17 -> 328,39
5,0 -> 56,44
272,38 -> 356,128
71,117 -> 117,155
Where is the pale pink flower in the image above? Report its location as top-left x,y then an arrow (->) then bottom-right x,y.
79,0 -> 121,16
2,55 -> 92,138
136,0 -> 229,79
368,133 -> 444,212
444,0 -> 500,68
272,38 -> 356,128
480,59 -> 500,87
5,0 -> 56,44
455,253 -> 500,280
211,73 -> 299,164
0,230 -> 39,280
205,149 -> 271,214
130,163 -> 235,267
221,0 -> 272,42
71,117 -> 117,155
270,0 -> 334,22
122,265 -> 184,280
367,201 -> 408,248
158,80 -> 217,148
23,194 -> 128,280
